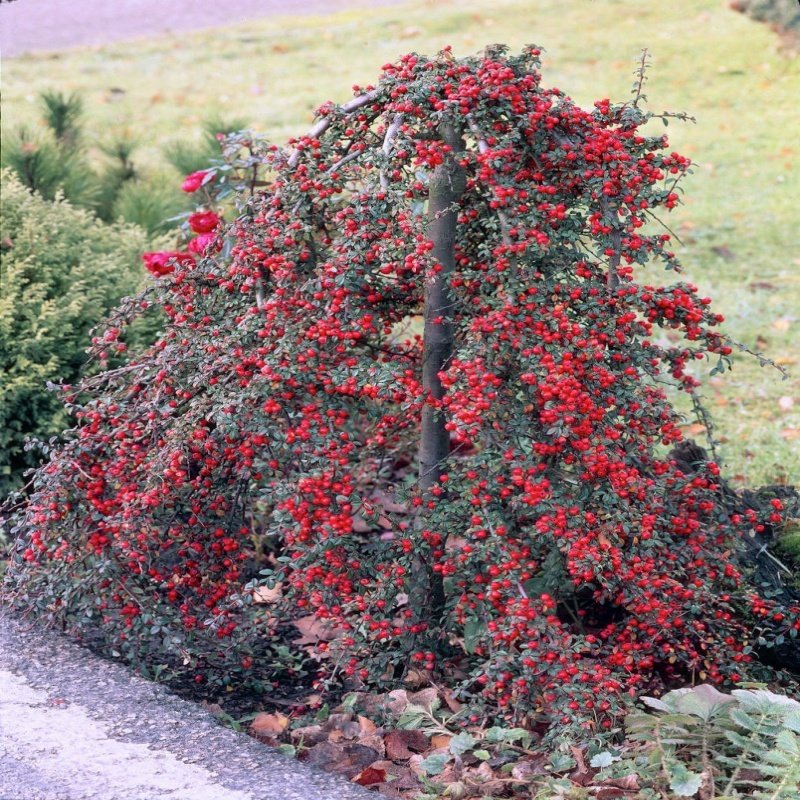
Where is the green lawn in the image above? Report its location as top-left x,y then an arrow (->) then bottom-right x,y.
3,0 -> 798,486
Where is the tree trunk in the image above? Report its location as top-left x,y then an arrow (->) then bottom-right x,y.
411,122 -> 466,627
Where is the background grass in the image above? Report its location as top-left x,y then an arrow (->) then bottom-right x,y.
2,0 -> 798,486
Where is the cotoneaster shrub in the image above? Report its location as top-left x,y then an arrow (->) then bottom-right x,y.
4,47 -> 798,736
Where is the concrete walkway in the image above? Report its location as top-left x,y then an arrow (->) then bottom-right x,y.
0,614 -> 371,800
0,0 -> 404,57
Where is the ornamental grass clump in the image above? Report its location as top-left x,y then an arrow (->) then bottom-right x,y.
4,47 -> 797,737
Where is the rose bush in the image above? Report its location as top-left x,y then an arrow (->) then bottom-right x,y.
4,47 -> 797,736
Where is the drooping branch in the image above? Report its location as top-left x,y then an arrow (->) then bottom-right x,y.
380,113 -> 404,190
272,90 -> 383,310
287,88 -> 382,168
466,114 -> 513,249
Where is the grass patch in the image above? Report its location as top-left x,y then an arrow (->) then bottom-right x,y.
2,0 -> 798,485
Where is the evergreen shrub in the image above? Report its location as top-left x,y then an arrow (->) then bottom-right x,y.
0,171 -> 159,492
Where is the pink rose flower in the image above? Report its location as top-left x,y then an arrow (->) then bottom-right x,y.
142,251 -> 195,277
188,210 -> 221,234
187,232 -> 217,255
181,170 -> 212,193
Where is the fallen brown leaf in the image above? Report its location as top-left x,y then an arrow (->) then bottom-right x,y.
357,733 -> 386,758
407,687 -> 438,710
605,774 -> 640,790
511,756 -> 549,781
251,712 -> 289,736
403,669 -> 432,689
306,741 -> 381,778
358,715 -> 378,735
365,760 -> 420,791
325,713 -> 362,741
569,746 -> 592,786
352,765 -> 387,786
290,723 -> 327,745
252,583 -> 282,604
293,614 -> 339,645
473,761 -> 494,781
441,688 -> 463,713
385,729 -> 430,760
430,733 -> 452,749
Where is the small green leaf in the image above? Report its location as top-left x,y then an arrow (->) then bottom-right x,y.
449,731 -> 475,756
668,763 -> 703,796
463,618 -> 485,654
484,727 -> 507,743
420,753 -> 450,776
341,693 -> 359,712
549,752 -> 576,772
590,751 -> 619,768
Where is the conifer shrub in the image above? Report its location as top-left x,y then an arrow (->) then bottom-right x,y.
0,171 -> 160,493
1,91 -> 185,233
4,47 -> 797,736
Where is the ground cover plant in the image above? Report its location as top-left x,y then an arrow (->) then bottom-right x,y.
5,45 -> 798,779
238,683 -> 800,797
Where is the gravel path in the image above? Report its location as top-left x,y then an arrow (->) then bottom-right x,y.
0,0 -> 403,58
0,613 -> 371,800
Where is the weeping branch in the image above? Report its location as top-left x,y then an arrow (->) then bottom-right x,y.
466,114 -> 513,249
287,89 -> 382,168
380,113 -> 404,190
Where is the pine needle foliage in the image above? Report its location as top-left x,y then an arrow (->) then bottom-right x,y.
162,114 -> 249,176
38,90 -> 83,151
0,125 -> 66,201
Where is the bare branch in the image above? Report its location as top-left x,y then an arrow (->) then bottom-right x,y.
631,48 -> 650,108
466,114 -> 513,249
287,88 -> 382,168
380,113 -> 404,190
600,197 -> 621,291
326,148 -> 363,175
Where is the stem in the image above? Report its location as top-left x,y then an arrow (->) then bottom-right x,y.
465,114 -> 514,249
600,198 -> 621,291
412,122 -> 466,627
380,113 -> 404,190
287,88 -> 381,168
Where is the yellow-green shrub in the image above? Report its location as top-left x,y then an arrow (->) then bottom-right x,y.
0,170 -> 157,493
